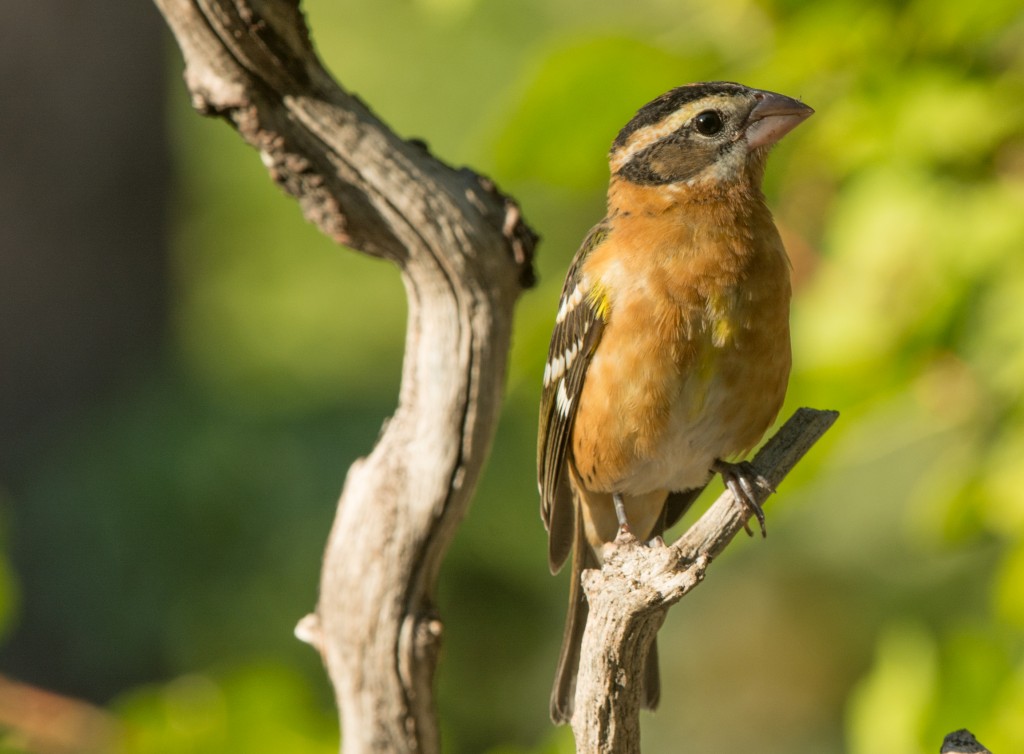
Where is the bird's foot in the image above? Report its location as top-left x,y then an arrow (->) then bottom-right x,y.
711,460 -> 773,538
612,492 -> 664,547
612,492 -> 633,536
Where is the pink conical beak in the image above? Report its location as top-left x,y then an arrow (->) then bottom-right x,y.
745,90 -> 814,149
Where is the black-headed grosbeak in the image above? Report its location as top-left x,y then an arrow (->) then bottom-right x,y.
537,81 -> 813,723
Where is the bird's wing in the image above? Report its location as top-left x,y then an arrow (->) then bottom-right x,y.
538,222 -> 609,573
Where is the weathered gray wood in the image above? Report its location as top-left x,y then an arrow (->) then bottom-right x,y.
153,3 -> 536,753
571,408 -> 839,753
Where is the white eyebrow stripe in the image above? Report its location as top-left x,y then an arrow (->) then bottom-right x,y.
609,93 -> 739,172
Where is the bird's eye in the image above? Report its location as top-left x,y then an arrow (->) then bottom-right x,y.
693,110 -> 724,136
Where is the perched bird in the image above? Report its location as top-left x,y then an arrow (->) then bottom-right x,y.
537,81 -> 813,723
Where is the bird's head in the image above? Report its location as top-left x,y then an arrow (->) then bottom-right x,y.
609,82 -> 813,194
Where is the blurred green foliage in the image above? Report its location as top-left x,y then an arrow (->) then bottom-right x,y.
116,664 -> 337,754
4,0 -> 1024,752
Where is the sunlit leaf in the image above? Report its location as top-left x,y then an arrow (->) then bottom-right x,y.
845,623 -> 936,754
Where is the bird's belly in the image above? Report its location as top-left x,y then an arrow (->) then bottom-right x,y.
620,356 -> 788,493
572,304 -> 790,496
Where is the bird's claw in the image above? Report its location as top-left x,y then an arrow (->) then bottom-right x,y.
712,460 -> 771,538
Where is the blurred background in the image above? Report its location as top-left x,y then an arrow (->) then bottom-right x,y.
1,0 -> 1023,752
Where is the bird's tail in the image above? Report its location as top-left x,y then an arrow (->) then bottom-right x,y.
549,519 -> 660,723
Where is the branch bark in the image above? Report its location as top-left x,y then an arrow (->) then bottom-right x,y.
571,407 -> 839,754
153,2 -> 537,754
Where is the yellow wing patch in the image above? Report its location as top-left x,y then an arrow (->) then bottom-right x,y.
712,317 -> 733,348
587,283 -> 612,322
706,290 -> 738,348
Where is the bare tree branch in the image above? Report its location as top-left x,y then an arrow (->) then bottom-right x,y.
571,407 -> 839,754
0,675 -> 119,754
154,2 -> 537,753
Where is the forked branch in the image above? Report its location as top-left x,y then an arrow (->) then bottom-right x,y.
571,407 -> 839,754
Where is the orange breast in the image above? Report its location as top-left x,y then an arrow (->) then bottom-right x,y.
570,193 -> 791,496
